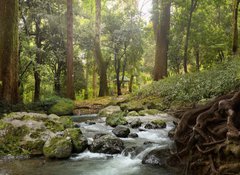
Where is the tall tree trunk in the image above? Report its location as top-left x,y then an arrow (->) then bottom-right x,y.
0,0 -> 19,104
129,75 -> 134,93
84,52 -> 90,99
232,0 -> 240,55
66,0 -> 75,99
94,0 -> 109,97
33,17 -> 42,102
92,63 -> 97,98
183,0 -> 198,73
153,0 -> 171,81
114,47 -> 122,96
195,44 -> 200,71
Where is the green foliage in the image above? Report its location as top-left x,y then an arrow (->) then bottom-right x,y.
48,97 -> 74,116
136,59 -> 240,107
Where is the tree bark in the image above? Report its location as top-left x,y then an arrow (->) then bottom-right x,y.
33,17 -> 42,102
66,0 -> 75,99
232,0 -> 240,55
183,0 -> 198,73
94,0 -> 109,97
92,63 -> 97,98
153,0 -> 171,81
195,44 -> 200,71
0,0 -> 19,104
129,75 -> 134,93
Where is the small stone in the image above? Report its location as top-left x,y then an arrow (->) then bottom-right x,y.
129,133 -> 138,138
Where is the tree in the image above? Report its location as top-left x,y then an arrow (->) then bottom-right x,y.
153,0 -> 171,81
183,0 -> 198,73
94,0 -> 109,97
0,0 -> 19,104
232,0 -> 240,55
66,0 -> 75,99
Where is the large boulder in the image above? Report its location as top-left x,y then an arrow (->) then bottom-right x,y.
130,118 -> 142,128
98,105 -> 122,117
0,112 -> 74,156
142,148 -> 170,166
106,113 -> 128,127
43,135 -> 72,159
120,102 -> 144,112
90,135 -> 124,154
64,128 -> 88,153
112,125 -> 130,138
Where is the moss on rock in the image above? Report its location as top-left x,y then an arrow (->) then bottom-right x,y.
43,135 -> 72,159
64,128 -> 88,153
127,111 -> 139,116
106,113 -> 128,127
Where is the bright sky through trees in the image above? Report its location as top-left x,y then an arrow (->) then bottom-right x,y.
138,0 -> 152,21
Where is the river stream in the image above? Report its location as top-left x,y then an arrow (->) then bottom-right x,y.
0,114 -> 177,175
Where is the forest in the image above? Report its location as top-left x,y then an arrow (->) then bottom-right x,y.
1,0 -> 240,175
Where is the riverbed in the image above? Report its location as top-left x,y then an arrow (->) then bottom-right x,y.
0,114 -> 177,175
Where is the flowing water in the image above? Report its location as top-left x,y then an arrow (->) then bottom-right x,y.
0,114 -> 177,175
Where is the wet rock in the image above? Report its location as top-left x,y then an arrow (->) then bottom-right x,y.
129,133 -> 138,138
98,106 -> 122,117
93,133 -> 108,139
122,147 -> 136,157
112,125 -> 130,138
130,118 -> 142,128
43,135 -> 72,159
142,148 -> 170,166
85,121 -> 96,125
144,120 -> 166,129
64,128 -> 88,153
138,127 -> 147,131
127,111 -> 139,116
106,113 -> 128,127
90,135 -> 124,154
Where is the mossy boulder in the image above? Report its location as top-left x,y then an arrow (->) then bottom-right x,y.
64,128 -> 88,153
106,113 -> 128,127
120,101 -> 145,112
0,112 -> 74,156
43,135 -> 72,159
48,98 -> 74,116
98,105 -> 122,117
127,111 -> 139,116
138,109 -> 160,116
145,119 -> 166,129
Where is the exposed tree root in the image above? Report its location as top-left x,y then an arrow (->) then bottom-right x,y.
171,91 -> 240,175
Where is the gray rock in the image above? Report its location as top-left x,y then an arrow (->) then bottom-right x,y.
142,148 -> 170,166
130,118 -> 142,128
112,125 -> 130,138
129,133 -> 138,138
90,135 -> 124,154
98,106 -> 122,117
